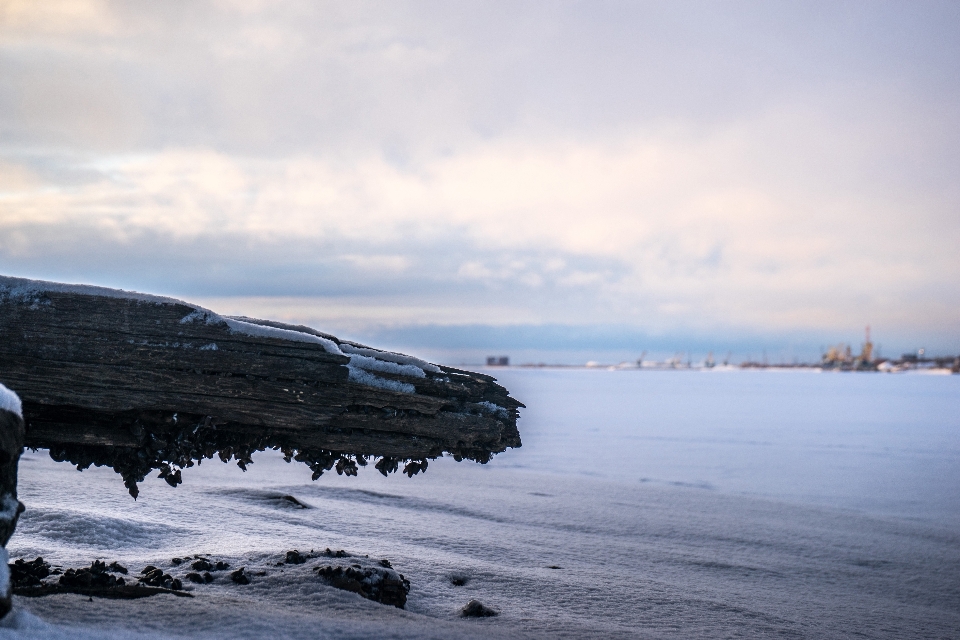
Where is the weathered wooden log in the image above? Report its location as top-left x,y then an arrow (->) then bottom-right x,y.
0,276 -> 522,499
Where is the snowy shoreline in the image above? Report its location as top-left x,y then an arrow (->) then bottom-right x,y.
2,369 -> 957,638
1,449 -> 957,639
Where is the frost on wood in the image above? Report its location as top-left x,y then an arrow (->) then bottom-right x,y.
0,275 -> 523,498
0,385 -> 21,419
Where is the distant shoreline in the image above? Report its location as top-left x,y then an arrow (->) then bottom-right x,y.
468,363 -> 959,374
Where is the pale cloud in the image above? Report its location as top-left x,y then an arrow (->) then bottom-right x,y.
0,0 -> 958,355
0,0 -> 117,38
1,123 -> 955,340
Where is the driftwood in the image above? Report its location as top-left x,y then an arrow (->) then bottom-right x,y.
0,276 -> 522,501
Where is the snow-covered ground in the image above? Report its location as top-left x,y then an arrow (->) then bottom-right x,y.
3,370 -> 959,638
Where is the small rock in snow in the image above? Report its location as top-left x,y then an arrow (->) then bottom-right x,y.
315,564 -> 410,609
61,561 -> 125,588
185,571 -> 213,584
460,600 -> 498,617
139,567 -> 181,590
9,557 -> 51,588
279,495 -> 309,508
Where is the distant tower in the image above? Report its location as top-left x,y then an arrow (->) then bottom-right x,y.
860,325 -> 873,363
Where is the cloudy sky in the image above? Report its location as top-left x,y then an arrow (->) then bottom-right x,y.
1,0 -> 958,363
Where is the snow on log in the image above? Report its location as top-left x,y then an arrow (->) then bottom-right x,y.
0,384 -> 25,619
0,276 -> 522,498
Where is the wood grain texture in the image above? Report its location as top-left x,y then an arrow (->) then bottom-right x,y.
0,276 -> 522,495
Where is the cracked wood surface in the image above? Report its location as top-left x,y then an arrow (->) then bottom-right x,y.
0,276 -> 522,466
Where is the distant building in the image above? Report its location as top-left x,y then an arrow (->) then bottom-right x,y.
822,327 -> 879,371
486,356 -> 509,366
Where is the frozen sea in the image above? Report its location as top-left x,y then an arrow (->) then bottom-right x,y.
3,369 -> 959,639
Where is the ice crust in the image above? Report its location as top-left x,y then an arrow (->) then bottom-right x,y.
346,367 -> 416,394
0,275 -> 196,309
476,401 -> 509,419
178,310 -> 345,355
340,343 -> 442,374
184,310 -> 431,394
222,317 -> 344,354
0,385 -> 21,419
346,354 -> 424,379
